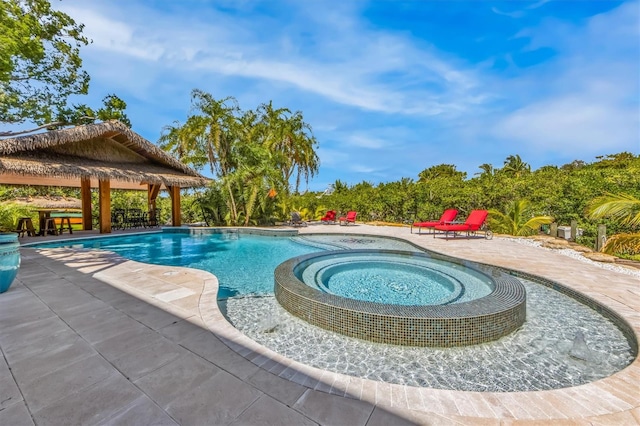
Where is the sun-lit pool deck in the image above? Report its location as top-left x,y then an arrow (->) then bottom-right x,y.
1,224 -> 639,425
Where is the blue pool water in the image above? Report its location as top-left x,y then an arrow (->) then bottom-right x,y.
322,261 -> 461,305
296,252 -> 493,305
34,232 -> 431,300
35,232 -> 321,299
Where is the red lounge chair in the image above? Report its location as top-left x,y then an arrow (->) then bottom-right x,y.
411,209 -> 458,234
320,210 -> 336,224
339,211 -> 357,225
434,210 -> 493,240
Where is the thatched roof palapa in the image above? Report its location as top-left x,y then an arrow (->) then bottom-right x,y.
0,121 -> 209,188
11,196 -> 82,209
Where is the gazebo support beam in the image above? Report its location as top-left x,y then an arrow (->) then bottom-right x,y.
148,183 -> 161,214
81,177 -> 93,231
167,185 -> 181,227
98,179 -> 111,233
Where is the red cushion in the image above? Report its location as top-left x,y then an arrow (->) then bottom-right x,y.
413,221 -> 439,228
434,224 -> 471,231
414,209 -> 458,228
465,210 -> 488,228
440,209 -> 458,223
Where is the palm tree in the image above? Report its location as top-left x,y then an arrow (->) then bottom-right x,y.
157,92 -> 321,226
333,179 -> 348,193
158,117 -> 208,170
418,164 -> 464,182
488,199 -> 554,236
190,89 -> 239,177
586,193 -> 640,255
189,90 -> 242,223
259,102 -> 319,194
502,155 -> 530,178
475,163 -> 494,179
158,121 -> 188,160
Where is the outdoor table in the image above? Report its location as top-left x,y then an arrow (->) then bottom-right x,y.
36,209 -> 81,236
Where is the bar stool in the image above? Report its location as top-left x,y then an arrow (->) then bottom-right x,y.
43,218 -> 59,236
58,217 -> 73,234
15,217 -> 36,237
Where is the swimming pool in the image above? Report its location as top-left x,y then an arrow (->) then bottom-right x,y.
32,230 -> 635,391
33,232 -> 421,299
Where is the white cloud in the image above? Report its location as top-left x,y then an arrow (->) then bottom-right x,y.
349,164 -> 379,174
493,97 -> 637,155
527,0 -> 553,9
491,7 -> 524,18
58,0 -> 486,118
343,135 -> 386,149
490,1 -> 639,158
315,147 -> 349,168
63,6 -> 165,61
491,0 -> 552,19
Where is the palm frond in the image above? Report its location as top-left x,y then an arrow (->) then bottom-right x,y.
518,216 -> 554,236
602,233 -> 640,255
488,209 -> 516,235
587,193 -> 640,228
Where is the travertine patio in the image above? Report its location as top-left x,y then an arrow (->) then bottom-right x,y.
1,224 -> 638,425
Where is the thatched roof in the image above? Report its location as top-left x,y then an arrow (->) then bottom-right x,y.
0,121 -> 210,188
11,196 -> 82,209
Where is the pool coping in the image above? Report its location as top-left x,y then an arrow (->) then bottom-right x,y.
25,226 -> 640,422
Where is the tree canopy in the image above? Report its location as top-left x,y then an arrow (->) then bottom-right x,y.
159,89 -> 319,226
55,94 -> 131,128
586,192 -> 640,256
0,0 -> 90,125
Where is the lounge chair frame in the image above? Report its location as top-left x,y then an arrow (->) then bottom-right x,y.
338,211 -> 357,226
434,210 -> 493,240
320,210 -> 337,224
289,212 -> 307,227
411,209 -> 458,234
438,223 -> 493,240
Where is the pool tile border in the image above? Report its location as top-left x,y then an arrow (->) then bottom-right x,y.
274,249 -> 527,346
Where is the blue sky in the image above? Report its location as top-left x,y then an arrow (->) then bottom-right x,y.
51,0 -> 639,191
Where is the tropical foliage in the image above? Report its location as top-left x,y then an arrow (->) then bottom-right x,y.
501,154 -> 530,178
285,152 -> 640,248
0,152 -> 637,256
586,193 -> 640,227
586,192 -> 640,257
0,202 -> 35,232
159,90 -> 319,226
54,94 -> 132,128
0,0 -> 90,124
0,0 -> 131,136
488,200 -> 554,236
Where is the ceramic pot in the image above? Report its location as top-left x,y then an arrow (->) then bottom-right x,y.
0,232 -> 20,293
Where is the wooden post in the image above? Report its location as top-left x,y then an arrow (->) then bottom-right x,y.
80,177 -> 93,231
98,179 -> 111,233
549,222 -> 558,238
147,183 -> 161,213
596,225 -> 607,251
570,220 -> 578,241
168,185 -> 181,226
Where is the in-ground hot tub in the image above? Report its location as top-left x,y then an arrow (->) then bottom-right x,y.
275,249 -> 526,347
